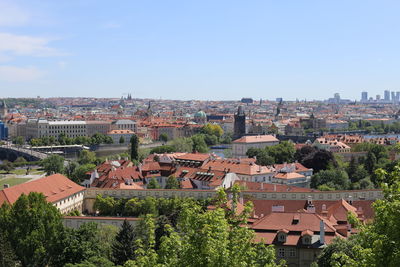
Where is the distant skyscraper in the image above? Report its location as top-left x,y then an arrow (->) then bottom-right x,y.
376,95 -> 381,100
384,90 -> 390,101
234,106 -> 246,139
361,91 -> 368,102
397,92 -> 400,103
392,92 -> 396,102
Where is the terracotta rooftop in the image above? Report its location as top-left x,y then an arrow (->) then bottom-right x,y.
0,174 -> 85,205
233,135 -> 279,144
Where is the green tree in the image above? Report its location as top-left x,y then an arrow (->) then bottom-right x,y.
0,192 -> 64,267
119,136 -> 125,144
191,134 -> 208,153
147,178 -> 161,189
13,136 -> 24,146
0,160 -> 14,174
165,175 -> 180,189
93,195 -> 118,216
150,145 -> 175,154
0,230 -> 18,267
171,137 -> 193,152
130,134 -> 139,161
71,163 -> 96,183
78,150 -> 97,165
41,154 -> 64,175
201,123 -> 224,138
311,169 -> 350,190
365,151 -> 377,175
65,256 -> 115,267
159,133 -> 168,143
112,219 -> 136,265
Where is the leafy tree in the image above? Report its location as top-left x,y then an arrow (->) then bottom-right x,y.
112,220 -> 136,265
191,134 -> 208,153
0,160 -> 14,173
266,141 -> 295,164
71,163 -> 96,183
125,203 -> 284,267
130,134 -> 139,161
171,137 -> 193,152
150,145 -> 175,154
365,151 -> 377,175
159,133 -> 168,143
201,123 -> 224,138
93,195 -> 118,215
316,237 -> 360,267
311,169 -> 350,190
64,161 -> 79,178
347,156 -> 357,182
165,175 -> 180,189
119,136 -> 125,144
41,154 -> 64,175
78,150 -> 97,165
12,136 -> 24,146
147,178 -> 161,189
0,192 -> 64,267
65,256 -> 115,267
0,230 -> 18,267
301,148 -> 338,172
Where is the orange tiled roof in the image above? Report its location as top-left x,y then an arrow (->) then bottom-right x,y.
0,174 -> 85,205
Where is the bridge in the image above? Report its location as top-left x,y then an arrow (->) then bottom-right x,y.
0,144 -> 48,161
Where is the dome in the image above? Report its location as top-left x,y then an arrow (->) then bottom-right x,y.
194,110 -> 207,118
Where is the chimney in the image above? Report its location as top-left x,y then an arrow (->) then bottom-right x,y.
3,184 -> 9,189
320,220 -> 325,245
260,182 -> 264,190
348,195 -> 353,205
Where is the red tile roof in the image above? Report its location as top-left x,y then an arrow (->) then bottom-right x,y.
0,174 -> 85,205
233,135 -> 279,144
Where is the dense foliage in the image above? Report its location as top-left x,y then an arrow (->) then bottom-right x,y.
315,164 -> 400,266
246,141 -> 296,165
29,133 -> 113,146
0,188 -> 285,267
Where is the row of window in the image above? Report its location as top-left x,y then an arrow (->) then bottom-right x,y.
278,248 -> 296,258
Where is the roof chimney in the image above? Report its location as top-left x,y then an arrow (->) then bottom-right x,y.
3,184 -> 9,189
320,220 -> 325,245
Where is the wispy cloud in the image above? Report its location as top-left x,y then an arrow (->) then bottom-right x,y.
0,33 -> 64,57
0,1 -> 30,27
0,65 -> 45,82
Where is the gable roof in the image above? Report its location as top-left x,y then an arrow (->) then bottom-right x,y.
233,135 -> 279,144
0,174 -> 85,205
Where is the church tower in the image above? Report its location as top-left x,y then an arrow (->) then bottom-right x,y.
234,105 -> 246,139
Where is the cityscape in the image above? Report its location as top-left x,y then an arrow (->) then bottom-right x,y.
1,1 -> 400,267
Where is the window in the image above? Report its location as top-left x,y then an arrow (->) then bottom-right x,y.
278,248 -> 285,258
289,248 -> 296,257
303,236 -> 311,245
278,233 -> 286,242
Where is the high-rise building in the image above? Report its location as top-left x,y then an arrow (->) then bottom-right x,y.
396,92 -> 400,103
234,106 -> 246,139
384,90 -> 390,101
376,95 -> 381,100
392,92 -> 396,102
361,91 -> 368,102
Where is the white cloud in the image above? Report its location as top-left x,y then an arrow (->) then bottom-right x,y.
0,33 -> 62,57
0,65 -> 45,82
0,1 -> 30,26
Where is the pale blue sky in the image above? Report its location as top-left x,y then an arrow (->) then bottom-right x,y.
0,0 -> 400,100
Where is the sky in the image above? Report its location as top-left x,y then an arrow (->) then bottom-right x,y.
1,0 -> 400,101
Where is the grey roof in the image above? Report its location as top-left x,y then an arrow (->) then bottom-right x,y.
114,119 -> 136,124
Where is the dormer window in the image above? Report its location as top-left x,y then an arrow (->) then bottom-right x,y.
278,233 -> 286,242
303,236 -> 311,245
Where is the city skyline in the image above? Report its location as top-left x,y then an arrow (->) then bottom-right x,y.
2,1 -> 400,100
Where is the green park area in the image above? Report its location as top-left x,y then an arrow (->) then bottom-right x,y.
0,177 -> 31,188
